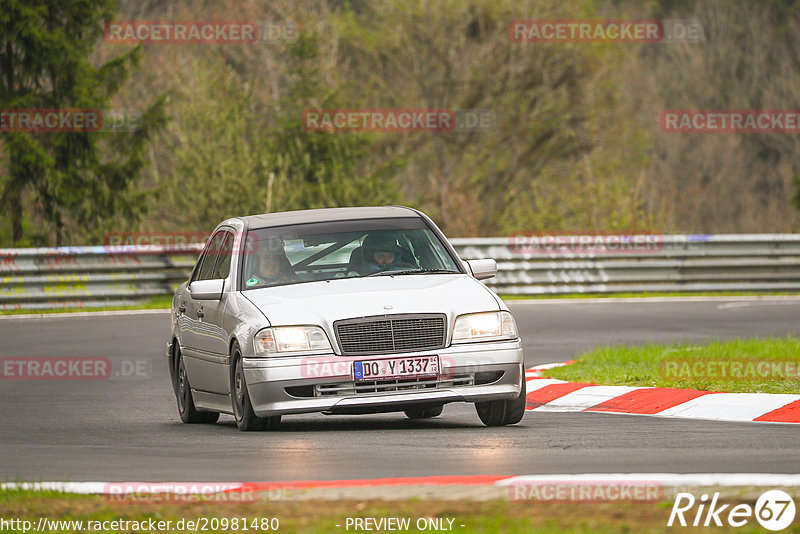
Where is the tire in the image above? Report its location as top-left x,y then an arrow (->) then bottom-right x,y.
174,348 -> 219,424
475,375 -> 526,427
404,405 -> 444,419
503,374 -> 527,424
266,415 -> 282,430
231,343 -> 279,431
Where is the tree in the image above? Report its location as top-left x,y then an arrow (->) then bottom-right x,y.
267,33 -> 401,211
144,26 -> 400,231
0,0 -> 165,246
633,0 -> 800,232
333,0 -> 648,235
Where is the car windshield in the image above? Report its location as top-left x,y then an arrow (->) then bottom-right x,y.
240,217 -> 462,289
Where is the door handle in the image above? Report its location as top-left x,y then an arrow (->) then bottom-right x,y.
196,308 -> 205,318
179,304 -> 186,313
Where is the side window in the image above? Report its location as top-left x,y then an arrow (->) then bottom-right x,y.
211,232 -> 235,279
192,231 -> 226,282
190,251 -> 210,284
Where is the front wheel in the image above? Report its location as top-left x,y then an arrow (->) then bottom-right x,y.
175,348 -> 219,424
475,375 -> 526,427
231,344 -> 280,431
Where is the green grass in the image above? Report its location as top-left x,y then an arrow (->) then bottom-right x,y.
0,489 -> 791,533
549,336 -> 800,394
500,291 -> 800,300
0,295 -> 172,316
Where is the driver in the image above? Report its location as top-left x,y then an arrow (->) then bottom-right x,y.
360,234 -> 415,274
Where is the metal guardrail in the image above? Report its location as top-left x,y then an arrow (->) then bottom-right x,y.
1,234 -> 799,309
451,234 -> 800,295
0,245 -> 200,310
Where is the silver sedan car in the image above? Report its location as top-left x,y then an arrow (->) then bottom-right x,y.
167,206 -> 525,431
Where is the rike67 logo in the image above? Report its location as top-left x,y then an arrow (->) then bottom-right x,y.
668,490 -> 796,531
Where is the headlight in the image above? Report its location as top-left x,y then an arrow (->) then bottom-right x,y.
253,326 -> 332,356
452,311 -> 518,343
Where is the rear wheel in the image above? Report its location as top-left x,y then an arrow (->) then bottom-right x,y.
475,375 -> 526,427
231,344 -> 280,431
404,405 -> 444,419
175,348 -> 219,424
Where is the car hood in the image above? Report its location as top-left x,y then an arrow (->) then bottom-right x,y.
241,274 -> 501,346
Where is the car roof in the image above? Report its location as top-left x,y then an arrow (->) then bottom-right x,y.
239,206 -> 420,230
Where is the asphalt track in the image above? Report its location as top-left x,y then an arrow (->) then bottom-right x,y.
1,297 -> 800,482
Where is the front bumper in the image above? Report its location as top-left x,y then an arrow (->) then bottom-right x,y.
242,339 -> 524,417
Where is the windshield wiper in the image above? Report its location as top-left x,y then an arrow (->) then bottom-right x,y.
367,269 -> 460,277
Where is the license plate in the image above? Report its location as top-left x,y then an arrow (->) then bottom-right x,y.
353,356 -> 439,381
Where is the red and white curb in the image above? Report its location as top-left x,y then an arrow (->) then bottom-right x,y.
5,473 -> 800,496
525,362 -> 800,424
1,477 -> 502,495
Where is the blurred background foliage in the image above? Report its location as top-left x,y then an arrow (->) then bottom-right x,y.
2,0 -> 800,245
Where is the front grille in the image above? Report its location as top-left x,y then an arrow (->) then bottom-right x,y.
315,373 -> 474,397
335,314 -> 446,356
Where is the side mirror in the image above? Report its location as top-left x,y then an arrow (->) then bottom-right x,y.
466,259 -> 497,280
189,279 -> 224,300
